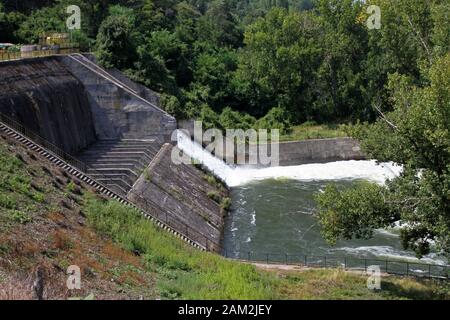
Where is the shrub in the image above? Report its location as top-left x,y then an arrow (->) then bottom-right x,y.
219,107 -> 256,130
255,107 -> 291,135
207,191 -> 221,203
220,197 -> 232,212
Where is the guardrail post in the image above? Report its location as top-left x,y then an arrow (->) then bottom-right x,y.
304,255 -> 307,267
344,257 -> 347,270
429,264 -> 431,278
406,262 -> 409,276
324,256 -> 327,268
248,251 -> 251,261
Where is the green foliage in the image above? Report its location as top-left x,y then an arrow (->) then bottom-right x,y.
234,8 -> 322,119
6,0 -> 447,132
219,107 -> 256,130
207,191 -> 221,204
83,193 -> 449,299
83,195 -> 275,299
280,122 -> 346,141
66,181 -> 76,193
96,5 -> 138,69
9,210 -> 32,224
255,107 -> 291,134
318,54 -> 450,258
220,197 -> 232,211
316,182 -> 396,245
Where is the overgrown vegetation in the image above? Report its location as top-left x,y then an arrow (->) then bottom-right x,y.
83,195 -> 450,300
2,0 -> 448,134
0,134 -> 156,300
316,54 -> 450,259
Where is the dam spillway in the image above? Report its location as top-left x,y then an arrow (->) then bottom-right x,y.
175,131 -> 446,266
0,54 -> 226,252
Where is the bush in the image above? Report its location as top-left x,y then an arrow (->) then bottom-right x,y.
255,107 -> 291,134
207,191 -> 221,203
219,107 -> 256,130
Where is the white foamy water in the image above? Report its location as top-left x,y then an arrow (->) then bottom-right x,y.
330,246 -> 447,265
176,131 -> 402,187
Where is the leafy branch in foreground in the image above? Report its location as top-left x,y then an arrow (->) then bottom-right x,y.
316,53 -> 450,259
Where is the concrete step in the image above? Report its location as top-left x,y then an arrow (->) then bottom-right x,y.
88,162 -> 144,171
79,154 -> 151,166
81,150 -> 152,158
94,139 -> 158,146
81,157 -> 148,169
81,149 -> 156,160
87,168 -> 139,179
90,174 -> 135,189
87,145 -> 159,153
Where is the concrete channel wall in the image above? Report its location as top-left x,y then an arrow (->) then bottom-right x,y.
59,54 -> 177,143
0,57 -> 97,154
128,144 -> 227,252
178,120 -> 365,167
0,55 -> 225,251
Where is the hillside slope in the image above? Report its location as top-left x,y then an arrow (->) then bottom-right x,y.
0,131 -> 448,300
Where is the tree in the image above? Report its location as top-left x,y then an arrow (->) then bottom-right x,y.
197,0 -> 242,48
96,5 -> 138,69
191,47 -> 238,109
313,0 -> 369,121
234,8 -> 322,119
316,53 -> 450,259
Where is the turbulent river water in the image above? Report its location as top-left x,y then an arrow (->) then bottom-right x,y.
176,132 -> 446,265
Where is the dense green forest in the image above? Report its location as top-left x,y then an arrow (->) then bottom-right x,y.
1,0 -> 449,259
1,0 -> 447,132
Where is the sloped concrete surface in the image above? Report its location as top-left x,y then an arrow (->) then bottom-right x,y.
0,57 -> 96,154
128,144 -> 226,252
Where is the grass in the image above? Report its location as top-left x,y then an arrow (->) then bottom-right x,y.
280,122 -> 347,142
0,135 -> 157,299
0,143 -> 40,226
1,132 -> 448,300
83,195 -> 450,300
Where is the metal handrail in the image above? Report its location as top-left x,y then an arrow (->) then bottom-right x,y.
0,111 -> 219,251
225,251 -> 450,280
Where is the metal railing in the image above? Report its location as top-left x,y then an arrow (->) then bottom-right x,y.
224,250 -> 450,280
127,189 -> 220,251
5,112 -> 446,278
0,113 -> 88,173
0,112 -> 219,251
0,46 -> 80,61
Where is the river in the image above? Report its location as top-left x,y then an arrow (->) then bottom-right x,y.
176,131 -> 446,266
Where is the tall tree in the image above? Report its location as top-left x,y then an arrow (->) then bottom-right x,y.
317,53 -> 450,258
96,5 -> 138,69
234,8 -> 322,119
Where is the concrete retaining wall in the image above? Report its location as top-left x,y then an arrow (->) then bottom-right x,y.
178,120 -> 365,167
0,57 -> 96,154
128,144 -> 226,252
257,138 -> 365,166
59,55 -> 177,143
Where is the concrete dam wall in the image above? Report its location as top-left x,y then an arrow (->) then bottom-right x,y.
60,54 -> 176,143
0,57 -> 96,154
0,55 -> 225,251
128,144 -> 226,252
178,120 -> 365,167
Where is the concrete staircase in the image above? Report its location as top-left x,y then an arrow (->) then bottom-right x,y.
78,139 -> 161,195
